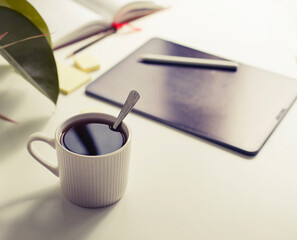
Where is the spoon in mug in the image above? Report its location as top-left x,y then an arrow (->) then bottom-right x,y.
113,90 -> 140,130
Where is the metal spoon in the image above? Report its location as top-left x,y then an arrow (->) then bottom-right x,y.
113,90 -> 140,130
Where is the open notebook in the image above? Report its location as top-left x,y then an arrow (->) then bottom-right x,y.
29,0 -> 167,49
86,38 -> 297,156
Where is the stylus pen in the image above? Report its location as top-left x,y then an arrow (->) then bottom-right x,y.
140,54 -> 239,71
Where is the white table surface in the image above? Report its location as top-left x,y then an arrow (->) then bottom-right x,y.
1,0 -> 297,239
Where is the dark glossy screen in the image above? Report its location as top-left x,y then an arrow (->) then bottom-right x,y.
86,38 -> 297,156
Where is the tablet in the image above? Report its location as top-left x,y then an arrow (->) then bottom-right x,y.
86,38 -> 297,156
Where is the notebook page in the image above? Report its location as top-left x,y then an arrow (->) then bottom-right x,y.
28,0 -> 106,47
73,0 -> 162,23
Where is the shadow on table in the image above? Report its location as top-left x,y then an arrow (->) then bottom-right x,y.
0,115 -> 50,161
0,65 -> 55,162
0,185 -> 115,240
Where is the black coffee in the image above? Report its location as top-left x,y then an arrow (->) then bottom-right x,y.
60,120 -> 126,156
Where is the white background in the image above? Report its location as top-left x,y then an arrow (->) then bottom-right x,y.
1,0 -> 297,239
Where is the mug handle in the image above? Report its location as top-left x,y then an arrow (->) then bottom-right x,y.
27,132 -> 59,177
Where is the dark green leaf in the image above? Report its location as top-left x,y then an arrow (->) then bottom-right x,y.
0,5 -> 59,104
0,0 -> 51,44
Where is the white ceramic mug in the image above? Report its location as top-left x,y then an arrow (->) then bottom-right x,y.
27,113 -> 131,208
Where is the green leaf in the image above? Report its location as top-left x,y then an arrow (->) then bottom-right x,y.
0,4 -> 59,104
0,0 -> 51,44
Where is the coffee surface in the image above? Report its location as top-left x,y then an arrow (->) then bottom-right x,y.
61,121 -> 125,155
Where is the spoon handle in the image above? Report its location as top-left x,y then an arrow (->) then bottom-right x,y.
113,90 -> 140,130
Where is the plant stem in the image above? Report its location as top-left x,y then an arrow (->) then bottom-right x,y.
0,114 -> 17,124
0,32 -> 8,40
0,32 -> 51,49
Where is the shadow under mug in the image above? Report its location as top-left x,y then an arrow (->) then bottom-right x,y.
27,112 -> 131,208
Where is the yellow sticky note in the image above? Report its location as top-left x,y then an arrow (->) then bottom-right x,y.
57,63 -> 91,94
74,54 -> 100,72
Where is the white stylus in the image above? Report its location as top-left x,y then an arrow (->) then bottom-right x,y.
140,54 -> 239,71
